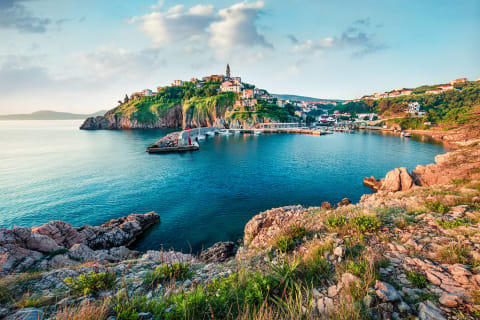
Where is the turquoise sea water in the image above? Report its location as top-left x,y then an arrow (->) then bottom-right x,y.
0,120 -> 445,252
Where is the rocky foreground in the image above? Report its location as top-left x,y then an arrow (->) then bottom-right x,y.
2,132 -> 480,319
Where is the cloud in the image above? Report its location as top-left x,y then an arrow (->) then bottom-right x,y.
130,1 -> 272,59
291,19 -> 386,58
131,4 -> 215,47
73,45 -> 166,80
0,0 -> 51,33
287,34 -> 299,44
208,1 -> 273,58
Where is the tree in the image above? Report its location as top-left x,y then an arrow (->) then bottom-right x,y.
124,94 -> 129,103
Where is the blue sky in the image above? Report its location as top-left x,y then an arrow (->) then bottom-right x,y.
0,0 -> 479,114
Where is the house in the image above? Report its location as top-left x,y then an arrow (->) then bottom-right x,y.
242,88 -> 254,99
235,99 -> 257,107
450,78 -> 467,85
220,81 -> 242,93
406,102 -> 420,113
357,113 -> 377,121
171,80 -> 184,87
400,89 -> 413,96
157,86 -> 165,92
203,74 -> 224,82
438,84 -> 454,91
142,89 -> 153,96
131,92 -> 142,100
190,78 -> 198,83
426,89 -> 443,95
231,77 -> 241,85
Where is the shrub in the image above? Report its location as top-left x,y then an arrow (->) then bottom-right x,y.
436,218 -> 471,229
406,270 -> 428,288
64,271 -> 116,296
345,260 -> 369,277
325,215 -> 347,228
45,248 -> 69,259
425,201 -> 450,214
113,294 -> 164,320
351,215 -> 381,232
301,253 -> 333,285
15,294 -> 51,308
144,263 -> 192,289
269,257 -> 301,292
273,236 -> 295,252
0,271 -> 43,304
287,224 -> 307,240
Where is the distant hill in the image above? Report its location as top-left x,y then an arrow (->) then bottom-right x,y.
272,94 -> 342,103
0,110 -> 107,120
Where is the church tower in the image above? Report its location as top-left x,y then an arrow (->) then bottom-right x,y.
226,64 -> 231,78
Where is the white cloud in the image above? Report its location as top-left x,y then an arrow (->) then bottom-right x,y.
291,20 -> 386,58
73,45 -> 165,80
133,4 -> 215,47
287,65 -> 300,76
208,1 -> 272,58
130,2 -> 272,59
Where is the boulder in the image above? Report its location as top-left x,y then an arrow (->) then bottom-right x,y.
6,308 -> 44,320
375,280 -> 401,302
439,293 -> 461,308
380,167 -> 416,192
418,301 -> 446,320
200,241 -> 235,263
321,202 -> 332,210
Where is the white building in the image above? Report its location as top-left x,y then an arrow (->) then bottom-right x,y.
407,102 -> 420,113
142,89 -> 153,96
220,81 -> 242,93
356,113 -> 377,121
276,99 -> 285,108
172,80 -> 184,87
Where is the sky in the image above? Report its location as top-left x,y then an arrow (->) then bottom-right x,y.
0,0 -> 479,114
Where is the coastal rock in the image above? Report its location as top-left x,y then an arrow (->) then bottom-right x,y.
6,308 -> 44,320
200,241 -> 235,263
375,280 -> 401,302
363,176 -> 380,191
418,301 -> 447,320
80,105 -> 183,130
380,167 -> 416,192
0,212 -> 159,274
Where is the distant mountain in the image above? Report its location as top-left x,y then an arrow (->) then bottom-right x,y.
0,110 -> 107,120
272,94 -> 343,103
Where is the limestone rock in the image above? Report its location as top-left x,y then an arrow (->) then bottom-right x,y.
6,308 -> 44,320
200,241 -> 235,263
439,293 -> 461,308
418,301 -> 446,320
375,280 -> 401,302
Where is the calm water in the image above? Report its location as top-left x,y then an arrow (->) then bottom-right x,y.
0,121 -> 444,252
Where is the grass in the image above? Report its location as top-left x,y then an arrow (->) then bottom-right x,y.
144,263 -> 193,289
436,217 -> 472,229
273,236 -> 295,253
56,299 -> 110,320
15,293 -> 52,308
64,271 -> 116,296
45,248 -> 69,259
0,271 -> 43,304
406,270 -> 428,288
435,243 -> 471,265
425,200 -> 450,214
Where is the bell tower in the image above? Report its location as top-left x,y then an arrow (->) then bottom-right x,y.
226,63 -> 231,78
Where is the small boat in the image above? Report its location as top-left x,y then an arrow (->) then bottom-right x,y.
234,130 -> 241,135
254,129 -> 262,135
197,134 -> 206,141
219,129 -> 232,136
404,132 -> 412,138
206,131 -> 216,137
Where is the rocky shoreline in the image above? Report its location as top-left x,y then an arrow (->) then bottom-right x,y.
1,124 -> 480,319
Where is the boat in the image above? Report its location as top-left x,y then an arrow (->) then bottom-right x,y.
197,134 -> 206,141
234,130 -> 241,135
254,129 -> 262,135
206,131 -> 216,137
219,129 -> 232,136
404,132 -> 412,138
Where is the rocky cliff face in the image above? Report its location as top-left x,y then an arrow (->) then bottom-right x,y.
80,105 -> 183,130
0,212 -> 159,274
